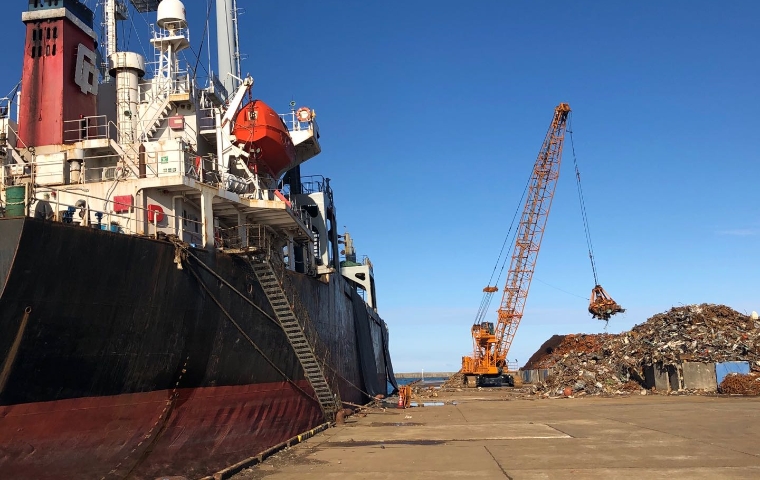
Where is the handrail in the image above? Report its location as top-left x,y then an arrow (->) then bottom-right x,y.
278,111 -> 317,133
62,115 -> 111,143
29,187 -> 202,238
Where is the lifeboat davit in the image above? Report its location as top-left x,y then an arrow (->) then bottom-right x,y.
232,100 -> 296,178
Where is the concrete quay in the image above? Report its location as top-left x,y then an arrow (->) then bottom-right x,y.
232,389 -> 760,479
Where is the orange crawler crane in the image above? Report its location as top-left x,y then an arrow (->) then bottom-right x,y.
462,103 -> 571,388
461,103 -> 623,388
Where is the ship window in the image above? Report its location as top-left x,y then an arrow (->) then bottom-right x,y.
37,46 -> 42,57
32,30 -> 36,41
52,44 -> 56,56
30,46 -> 35,58
53,27 -> 57,39
46,45 -> 50,56
46,28 -> 50,40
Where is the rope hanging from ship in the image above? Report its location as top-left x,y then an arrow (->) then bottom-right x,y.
184,262 -> 320,405
167,234 -> 319,404
169,237 -> 380,403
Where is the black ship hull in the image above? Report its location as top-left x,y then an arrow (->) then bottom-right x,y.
0,217 -> 396,479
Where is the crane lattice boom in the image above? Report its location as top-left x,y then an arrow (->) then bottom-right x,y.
462,103 -> 571,378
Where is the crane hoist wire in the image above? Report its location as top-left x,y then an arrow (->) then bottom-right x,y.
567,115 -> 598,285
567,115 -> 625,321
473,169 -> 533,326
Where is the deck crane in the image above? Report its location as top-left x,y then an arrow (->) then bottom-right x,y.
461,103 -> 623,388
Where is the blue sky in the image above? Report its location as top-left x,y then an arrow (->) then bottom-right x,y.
3,1 -> 758,373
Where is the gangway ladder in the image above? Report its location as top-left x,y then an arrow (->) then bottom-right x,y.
249,256 -> 340,422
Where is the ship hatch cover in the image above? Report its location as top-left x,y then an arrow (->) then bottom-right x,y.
129,0 -> 161,13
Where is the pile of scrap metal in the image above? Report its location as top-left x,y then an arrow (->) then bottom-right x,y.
531,304 -> 759,396
718,373 -> 760,395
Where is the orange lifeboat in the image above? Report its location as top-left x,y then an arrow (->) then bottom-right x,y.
232,100 -> 296,178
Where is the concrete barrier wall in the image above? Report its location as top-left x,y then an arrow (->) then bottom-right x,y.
682,362 -> 717,391
644,363 -> 680,391
522,362 -> 746,392
520,369 -> 550,384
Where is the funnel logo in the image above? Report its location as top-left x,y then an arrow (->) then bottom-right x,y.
75,44 -> 99,96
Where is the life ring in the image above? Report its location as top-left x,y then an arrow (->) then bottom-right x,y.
296,107 -> 312,122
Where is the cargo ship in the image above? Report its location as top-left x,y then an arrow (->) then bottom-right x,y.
0,1 -> 397,478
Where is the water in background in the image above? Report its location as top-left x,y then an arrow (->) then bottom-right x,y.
396,376 -> 448,387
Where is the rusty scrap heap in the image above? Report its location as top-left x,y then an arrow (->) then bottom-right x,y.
533,304 -> 759,395
718,373 -> 760,395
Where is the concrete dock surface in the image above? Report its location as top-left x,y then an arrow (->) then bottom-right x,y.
232,389 -> 760,479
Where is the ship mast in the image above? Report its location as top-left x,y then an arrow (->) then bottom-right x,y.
100,0 -> 130,82
216,0 -> 242,96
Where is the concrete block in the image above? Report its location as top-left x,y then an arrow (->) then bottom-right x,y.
670,365 -> 682,391
644,363 -> 674,391
715,361 -> 750,385
682,362 -> 717,391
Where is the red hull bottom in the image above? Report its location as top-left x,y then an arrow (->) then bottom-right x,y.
0,381 -> 322,479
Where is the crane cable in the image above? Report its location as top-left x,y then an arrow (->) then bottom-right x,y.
473,167 -> 533,326
568,115 -> 599,286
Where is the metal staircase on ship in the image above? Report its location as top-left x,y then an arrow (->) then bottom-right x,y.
241,238 -> 340,421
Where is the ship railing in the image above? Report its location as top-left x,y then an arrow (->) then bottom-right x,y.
139,74 -> 192,103
198,108 -> 217,132
0,96 -> 16,123
217,223 -> 276,252
299,175 -> 329,195
278,110 -> 318,134
299,175 -> 335,207
150,23 -> 191,45
63,115 -> 112,143
196,73 -> 229,99
35,142 -> 209,186
185,154 -> 224,188
286,195 -> 314,232
28,187 -> 202,240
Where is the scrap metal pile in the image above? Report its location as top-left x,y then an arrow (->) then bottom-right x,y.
718,373 -> 760,395
532,304 -> 759,396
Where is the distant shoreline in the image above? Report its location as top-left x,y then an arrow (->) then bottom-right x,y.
394,372 -> 456,379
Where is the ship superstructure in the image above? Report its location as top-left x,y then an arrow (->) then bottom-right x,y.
0,0 -> 381,296
0,1 -> 394,478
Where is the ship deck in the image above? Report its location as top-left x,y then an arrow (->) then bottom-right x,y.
134,176 -> 313,241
